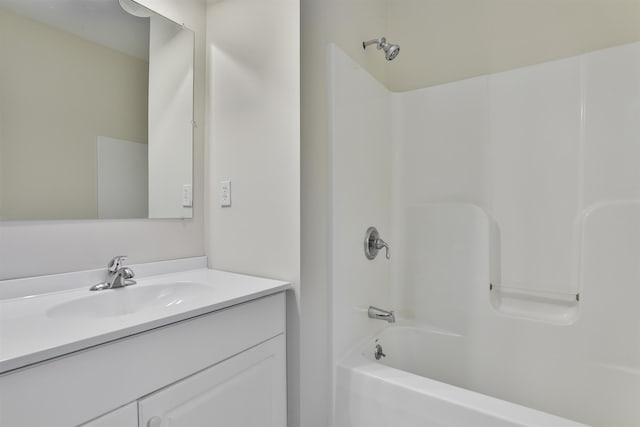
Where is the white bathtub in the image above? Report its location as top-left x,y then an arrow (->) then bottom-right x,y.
334,326 -> 588,427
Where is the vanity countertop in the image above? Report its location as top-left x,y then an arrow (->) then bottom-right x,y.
0,268 -> 290,373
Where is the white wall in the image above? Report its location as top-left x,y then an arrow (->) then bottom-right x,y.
148,15 -> 194,219
487,59 -> 582,294
206,0 -> 298,282
327,45 -> 393,362
97,137 -> 148,219
300,0 -> 389,425
0,0 -> 206,280
327,38 -> 640,426
388,42 -> 640,425
205,0 -> 299,424
305,1 -> 640,424
394,42 -> 640,301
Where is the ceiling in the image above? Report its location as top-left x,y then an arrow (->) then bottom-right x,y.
0,0 -> 150,60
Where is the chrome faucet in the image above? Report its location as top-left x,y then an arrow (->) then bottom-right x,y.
90,256 -> 136,291
109,266 -> 136,289
368,306 -> 395,323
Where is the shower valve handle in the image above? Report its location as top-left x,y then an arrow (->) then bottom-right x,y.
365,227 -> 390,260
375,238 -> 390,259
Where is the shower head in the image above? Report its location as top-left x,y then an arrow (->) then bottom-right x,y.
363,37 -> 400,61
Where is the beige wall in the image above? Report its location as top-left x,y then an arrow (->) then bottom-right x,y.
205,0 -> 300,423
0,0 -> 206,280
0,7 -> 148,220
387,0 -> 640,91
0,105 -> 4,216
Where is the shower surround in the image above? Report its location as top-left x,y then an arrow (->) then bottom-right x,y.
328,41 -> 640,426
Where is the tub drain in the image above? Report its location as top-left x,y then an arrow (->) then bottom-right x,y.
374,343 -> 386,360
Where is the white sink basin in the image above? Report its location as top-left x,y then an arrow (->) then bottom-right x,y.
46,282 -> 213,319
0,267 -> 290,374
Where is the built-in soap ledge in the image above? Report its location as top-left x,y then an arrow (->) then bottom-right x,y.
489,284 -> 579,325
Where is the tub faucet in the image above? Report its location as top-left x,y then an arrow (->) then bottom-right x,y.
90,256 -> 136,291
368,306 -> 395,323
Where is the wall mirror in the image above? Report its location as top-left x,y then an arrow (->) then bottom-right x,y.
0,0 -> 194,220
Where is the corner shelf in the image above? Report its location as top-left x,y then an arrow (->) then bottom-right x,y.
489,284 -> 579,325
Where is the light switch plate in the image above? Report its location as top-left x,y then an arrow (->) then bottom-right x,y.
182,185 -> 192,207
220,180 -> 231,207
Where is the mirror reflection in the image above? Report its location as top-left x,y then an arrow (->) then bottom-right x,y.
0,0 -> 194,220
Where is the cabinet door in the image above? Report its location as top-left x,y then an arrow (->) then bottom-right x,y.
80,402 -> 138,427
138,334 -> 286,427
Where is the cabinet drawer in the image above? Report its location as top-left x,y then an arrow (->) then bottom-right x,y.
139,335 -> 286,427
80,402 -> 138,427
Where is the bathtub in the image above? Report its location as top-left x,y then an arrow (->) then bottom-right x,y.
334,326 -> 588,427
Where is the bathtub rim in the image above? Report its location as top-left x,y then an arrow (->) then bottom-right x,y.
336,324 -> 589,427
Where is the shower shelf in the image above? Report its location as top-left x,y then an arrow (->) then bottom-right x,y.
489,284 -> 579,325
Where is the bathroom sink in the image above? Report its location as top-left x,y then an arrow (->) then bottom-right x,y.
46,282 -> 213,319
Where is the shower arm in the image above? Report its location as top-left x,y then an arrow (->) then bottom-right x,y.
363,38 -> 384,50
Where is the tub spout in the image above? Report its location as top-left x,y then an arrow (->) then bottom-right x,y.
368,306 -> 395,323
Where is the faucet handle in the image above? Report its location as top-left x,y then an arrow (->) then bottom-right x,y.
364,227 -> 391,260
107,255 -> 127,273
375,238 -> 390,259
120,267 -> 135,280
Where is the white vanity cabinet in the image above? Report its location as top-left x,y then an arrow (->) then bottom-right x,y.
0,292 -> 286,427
138,335 -> 286,427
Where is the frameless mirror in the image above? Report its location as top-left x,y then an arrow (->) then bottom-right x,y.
0,0 -> 194,220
